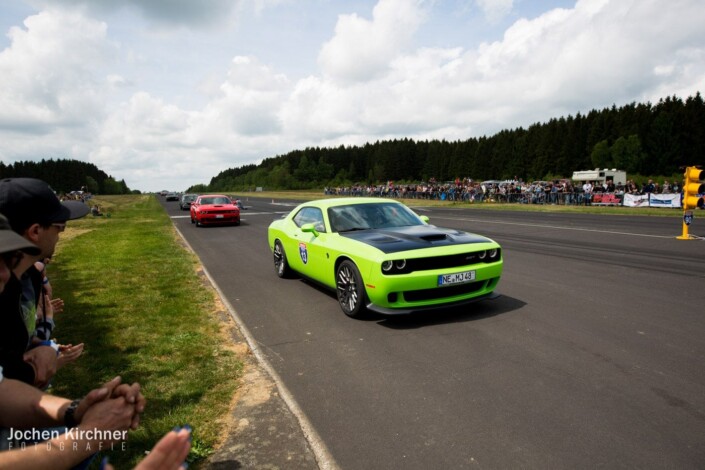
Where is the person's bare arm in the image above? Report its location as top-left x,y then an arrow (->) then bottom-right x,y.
0,393 -> 138,470
0,377 -> 144,469
0,376 -> 70,428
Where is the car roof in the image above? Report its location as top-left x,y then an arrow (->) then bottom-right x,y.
299,197 -> 403,210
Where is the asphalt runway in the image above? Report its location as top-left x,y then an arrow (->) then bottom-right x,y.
164,196 -> 705,469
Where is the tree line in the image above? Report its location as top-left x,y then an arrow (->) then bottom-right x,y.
200,93 -> 704,192
0,158 -> 133,195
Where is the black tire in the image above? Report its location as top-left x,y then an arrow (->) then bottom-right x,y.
273,240 -> 292,278
336,260 -> 367,318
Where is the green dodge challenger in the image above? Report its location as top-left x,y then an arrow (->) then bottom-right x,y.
268,198 -> 503,318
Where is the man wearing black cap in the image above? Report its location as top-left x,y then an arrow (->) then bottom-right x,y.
0,178 -> 89,388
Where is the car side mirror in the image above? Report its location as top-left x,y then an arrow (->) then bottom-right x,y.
420,215 -> 430,223
301,223 -> 320,237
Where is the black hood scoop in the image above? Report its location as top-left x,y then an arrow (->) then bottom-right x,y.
420,233 -> 448,242
340,225 -> 490,254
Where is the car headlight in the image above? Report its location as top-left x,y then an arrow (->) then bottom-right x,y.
478,251 -> 487,260
382,259 -> 407,274
487,248 -> 498,259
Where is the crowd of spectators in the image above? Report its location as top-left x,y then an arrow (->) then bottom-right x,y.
0,178 -> 190,469
60,188 -> 93,204
325,176 -> 687,206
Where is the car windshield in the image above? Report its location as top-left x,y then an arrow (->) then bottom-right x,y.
183,195 -> 196,201
199,196 -> 231,205
328,203 -> 424,232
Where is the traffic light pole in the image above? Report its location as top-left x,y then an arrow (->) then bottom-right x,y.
677,166 -> 704,240
677,211 -> 694,240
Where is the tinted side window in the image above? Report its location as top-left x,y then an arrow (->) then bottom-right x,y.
293,207 -> 326,232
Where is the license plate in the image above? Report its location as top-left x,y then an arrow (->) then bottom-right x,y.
438,270 -> 476,286
215,214 -> 224,218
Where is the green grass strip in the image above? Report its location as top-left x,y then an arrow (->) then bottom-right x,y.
48,195 -> 243,468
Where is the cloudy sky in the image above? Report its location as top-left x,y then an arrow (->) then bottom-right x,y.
1,0 -> 704,192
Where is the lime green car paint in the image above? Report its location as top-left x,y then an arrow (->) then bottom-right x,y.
268,198 -> 503,316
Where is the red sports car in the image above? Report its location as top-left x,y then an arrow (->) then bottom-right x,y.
190,194 -> 240,227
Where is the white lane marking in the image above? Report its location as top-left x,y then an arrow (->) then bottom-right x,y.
431,215 -> 675,239
171,224 -> 340,470
270,202 -> 299,207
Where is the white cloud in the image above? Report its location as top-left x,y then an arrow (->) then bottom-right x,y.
210,56 -> 289,135
0,9 -> 113,132
1,0 -> 704,191
92,56 -> 294,190
427,0 -> 705,128
476,0 -> 514,23
305,0 -> 705,142
93,92 -> 215,189
318,0 -> 426,82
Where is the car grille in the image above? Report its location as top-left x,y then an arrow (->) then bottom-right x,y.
403,280 -> 488,302
202,210 -> 238,215
401,249 -> 500,274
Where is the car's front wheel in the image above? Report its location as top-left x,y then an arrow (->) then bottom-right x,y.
273,240 -> 292,278
336,260 -> 366,318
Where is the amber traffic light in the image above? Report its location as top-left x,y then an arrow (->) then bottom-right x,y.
683,167 -> 705,210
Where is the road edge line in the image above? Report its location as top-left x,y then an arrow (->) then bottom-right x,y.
174,225 -> 339,470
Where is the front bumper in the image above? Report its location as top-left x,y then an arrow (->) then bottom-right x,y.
198,214 -> 240,224
366,291 -> 501,315
362,260 -> 503,313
